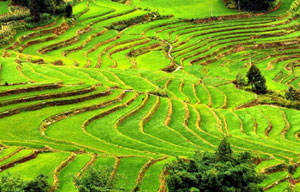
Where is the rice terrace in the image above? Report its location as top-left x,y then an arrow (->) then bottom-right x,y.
0,0 -> 300,191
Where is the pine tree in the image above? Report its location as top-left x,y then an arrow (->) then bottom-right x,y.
286,86 -> 300,101
29,0 -> 41,22
216,138 -> 232,161
254,75 -> 267,94
247,65 -> 267,94
66,4 -> 73,18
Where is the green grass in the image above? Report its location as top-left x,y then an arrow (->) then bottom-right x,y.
136,51 -> 170,70
0,152 -> 70,183
0,1 -> 8,14
56,154 -> 91,192
131,0 -> 237,18
0,149 -> 33,166
115,157 -> 149,190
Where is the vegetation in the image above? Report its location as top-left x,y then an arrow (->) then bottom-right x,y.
66,4 -> 73,18
12,0 -> 67,21
0,0 -> 299,191
0,174 -> 50,192
75,166 -> 117,192
247,65 -> 267,94
166,139 -> 263,192
231,0 -> 277,11
285,86 -> 300,101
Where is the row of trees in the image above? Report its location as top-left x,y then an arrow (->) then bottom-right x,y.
227,0 -> 276,11
11,0 -> 72,22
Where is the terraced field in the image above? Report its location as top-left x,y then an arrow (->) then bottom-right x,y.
0,1 -> 8,14
0,0 -> 300,191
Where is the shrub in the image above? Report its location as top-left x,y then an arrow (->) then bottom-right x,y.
23,174 -> 50,192
285,86 -> 300,101
75,166 -> 120,192
235,72 -> 246,87
0,174 -> 50,192
0,173 -> 25,192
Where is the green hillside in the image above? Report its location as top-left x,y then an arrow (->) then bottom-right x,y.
0,0 -> 300,191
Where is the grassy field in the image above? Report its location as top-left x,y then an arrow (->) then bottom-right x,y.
131,0 -> 238,18
0,0 -> 299,191
0,1 -> 8,15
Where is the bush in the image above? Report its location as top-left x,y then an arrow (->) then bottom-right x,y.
0,174 -> 50,192
75,166 -> 120,192
285,86 -> 300,101
165,138 -> 264,192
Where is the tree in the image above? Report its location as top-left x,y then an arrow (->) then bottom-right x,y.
0,174 -> 50,192
234,0 -> 275,11
66,4 -> 73,18
11,0 -> 29,6
247,65 -> 267,94
23,174 -> 51,192
165,138 -> 264,192
29,0 -> 41,22
75,166 -> 120,192
0,173 -> 25,192
235,72 -> 246,87
216,138 -> 232,161
285,86 -> 300,101
14,0 -> 66,22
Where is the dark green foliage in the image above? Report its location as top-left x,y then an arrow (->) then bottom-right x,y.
66,4 -> 73,18
0,174 -> 50,192
11,0 -> 29,6
247,65 -> 267,94
0,173 -> 24,192
165,138 -> 264,192
75,166 -> 119,192
235,72 -> 246,87
29,0 -> 41,22
234,0 -> 276,11
247,65 -> 260,87
23,174 -> 50,192
12,0 -> 66,22
25,13 -> 55,28
216,138 -> 232,161
287,165 -> 296,175
285,86 -> 300,101
254,75 -> 267,94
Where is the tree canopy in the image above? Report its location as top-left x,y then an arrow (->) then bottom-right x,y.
165,138 -> 264,192
75,166 -> 120,192
0,174 -> 50,192
11,0 -> 66,22
232,0 -> 276,11
247,65 -> 267,94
